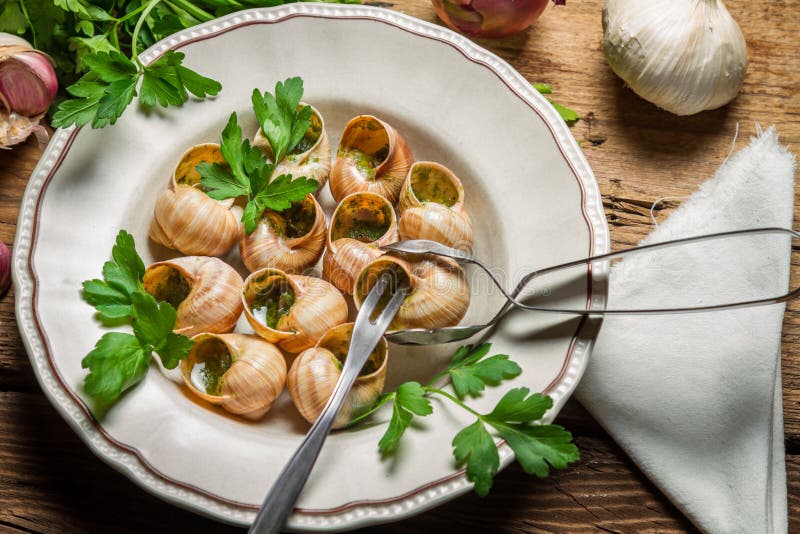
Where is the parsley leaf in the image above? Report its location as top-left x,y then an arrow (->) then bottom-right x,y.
252,77 -> 312,162
484,388 -> 579,479
83,51 -> 137,83
452,420 -> 499,497
81,230 -> 144,321
81,230 -> 193,409
253,174 -> 319,212
378,382 -> 433,455
82,332 -> 149,407
444,343 -> 522,399
532,82 -> 580,125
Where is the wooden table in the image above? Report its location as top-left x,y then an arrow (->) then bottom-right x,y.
1,1 -> 797,532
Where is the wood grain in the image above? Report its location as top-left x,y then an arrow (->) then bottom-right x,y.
0,0 -> 798,532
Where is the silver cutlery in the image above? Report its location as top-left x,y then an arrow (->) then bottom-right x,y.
383,227 -> 800,345
248,274 -> 407,533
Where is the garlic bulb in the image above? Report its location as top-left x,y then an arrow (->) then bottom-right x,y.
602,0 -> 747,116
180,333 -> 286,419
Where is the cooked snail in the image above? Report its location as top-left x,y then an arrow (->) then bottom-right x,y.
143,256 -> 243,337
253,103 -> 331,190
242,268 -> 348,354
288,322 -> 387,428
180,333 -> 286,419
354,254 -> 469,330
239,194 -> 326,274
329,115 -> 413,204
398,161 -> 474,253
149,143 -> 242,256
322,192 -> 398,294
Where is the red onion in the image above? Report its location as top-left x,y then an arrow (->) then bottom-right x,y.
0,241 -> 10,297
432,0 -> 562,38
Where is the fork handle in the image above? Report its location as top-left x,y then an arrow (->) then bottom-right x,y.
248,363 -> 362,534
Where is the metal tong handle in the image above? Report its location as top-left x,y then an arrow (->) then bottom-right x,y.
248,275 -> 407,534
382,227 -> 800,315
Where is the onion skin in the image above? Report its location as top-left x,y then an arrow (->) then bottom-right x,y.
0,241 -> 9,297
432,0 -> 551,38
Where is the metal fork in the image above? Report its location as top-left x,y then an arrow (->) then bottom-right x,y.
382,227 -> 800,345
249,274 -> 407,533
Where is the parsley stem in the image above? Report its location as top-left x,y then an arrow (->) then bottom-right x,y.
424,387 -> 482,418
166,0 -> 215,22
130,0 -> 164,67
348,393 -> 395,426
19,0 -> 36,49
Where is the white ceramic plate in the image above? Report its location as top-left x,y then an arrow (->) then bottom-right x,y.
13,4 -> 609,531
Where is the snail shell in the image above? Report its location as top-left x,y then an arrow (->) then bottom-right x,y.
329,115 -> 413,204
253,103 -> 331,190
322,192 -> 399,294
354,254 -> 470,330
288,322 -> 387,429
239,194 -> 327,274
149,143 -> 242,257
397,162 -> 474,253
143,256 -> 244,338
180,333 -> 286,419
242,268 -> 348,354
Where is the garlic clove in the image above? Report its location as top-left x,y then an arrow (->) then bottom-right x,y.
0,33 -> 57,118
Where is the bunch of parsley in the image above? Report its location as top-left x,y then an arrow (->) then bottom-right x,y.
81,230 -> 194,409
0,0 -> 356,129
352,343 -> 580,495
198,77 -> 320,233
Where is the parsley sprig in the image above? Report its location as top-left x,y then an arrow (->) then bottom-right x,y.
198,78 -> 319,234
81,230 -> 193,409
352,343 -> 580,496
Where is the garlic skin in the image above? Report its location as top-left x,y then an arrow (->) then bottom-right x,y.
288,322 -> 387,429
602,0 -> 747,116
180,333 -> 287,419
143,256 -> 244,338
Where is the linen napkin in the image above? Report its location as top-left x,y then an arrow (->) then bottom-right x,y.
575,126 -> 795,533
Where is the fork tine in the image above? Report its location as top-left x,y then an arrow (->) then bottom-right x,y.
372,286 -> 407,331
357,274 -> 388,317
